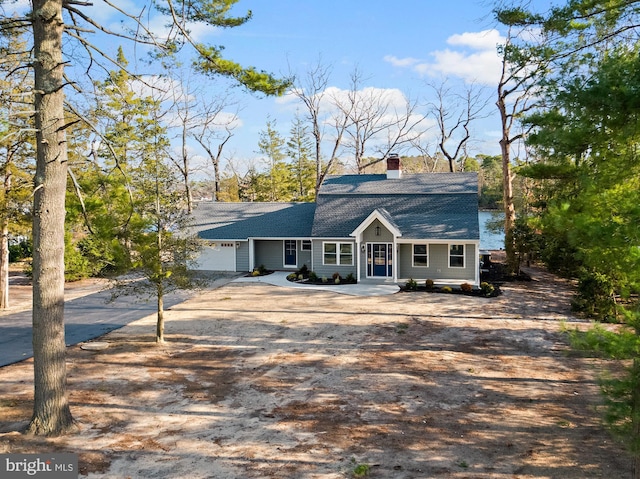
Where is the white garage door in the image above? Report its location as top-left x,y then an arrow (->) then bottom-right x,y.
196,242 -> 236,271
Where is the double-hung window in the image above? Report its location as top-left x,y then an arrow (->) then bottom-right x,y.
449,244 -> 465,268
413,244 -> 428,267
323,242 -> 353,265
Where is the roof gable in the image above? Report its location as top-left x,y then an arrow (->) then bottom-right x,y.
350,208 -> 402,238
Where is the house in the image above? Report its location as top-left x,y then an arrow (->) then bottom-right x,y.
191,155 -> 481,286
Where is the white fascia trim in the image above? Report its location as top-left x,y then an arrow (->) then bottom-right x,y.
350,210 -> 402,239
396,239 -> 479,244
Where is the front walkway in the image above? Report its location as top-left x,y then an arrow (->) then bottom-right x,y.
232,271 -> 400,296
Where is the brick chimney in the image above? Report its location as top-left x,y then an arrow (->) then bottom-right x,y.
386,153 -> 401,179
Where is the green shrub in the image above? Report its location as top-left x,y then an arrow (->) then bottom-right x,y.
405,278 -> 418,291
8,240 -> 31,262
345,273 -> 356,283
425,278 -> 434,290
571,271 -> 617,321
480,281 -> 495,296
321,276 -> 328,283
287,273 -> 297,281
332,272 -> 341,281
461,282 -> 473,293
299,264 -> 309,275
309,271 -> 318,282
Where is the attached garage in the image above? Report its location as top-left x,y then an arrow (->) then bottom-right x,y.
196,241 -> 236,271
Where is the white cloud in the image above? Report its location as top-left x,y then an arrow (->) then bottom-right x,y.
447,29 -> 504,51
383,55 -> 421,68
388,29 -> 505,86
416,47 -> 502,85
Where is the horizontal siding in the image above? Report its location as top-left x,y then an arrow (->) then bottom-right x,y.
399,243 -> 477,283
254,240 -> 284,271
253,240 -> 313,271
237,242 -> 249,271
311,239 -> 357,279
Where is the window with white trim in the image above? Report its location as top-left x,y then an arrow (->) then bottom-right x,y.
323,242 -> 353,265
413,244 -> 428,267
301,240 -> 311,251
449,244 -> 465,268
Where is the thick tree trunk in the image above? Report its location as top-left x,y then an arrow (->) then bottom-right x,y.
27,0 -> 75,436
499,136 -> 518,274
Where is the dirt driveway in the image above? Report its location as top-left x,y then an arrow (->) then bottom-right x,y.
0,267 -> 632,478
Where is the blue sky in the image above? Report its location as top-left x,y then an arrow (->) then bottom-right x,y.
192,0 -> 519,171
221,1 -> 505,156
7,0 -> 555,175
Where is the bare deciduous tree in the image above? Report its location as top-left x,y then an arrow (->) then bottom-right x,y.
333,67 -> 428,173
496,25 -> 547,273
290,58 -> 337,194
427,80 -> 490,173
191,93 -> 240,202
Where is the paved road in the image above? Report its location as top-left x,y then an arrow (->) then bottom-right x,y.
0,286 -> 197,367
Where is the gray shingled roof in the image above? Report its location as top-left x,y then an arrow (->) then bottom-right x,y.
192,202 -> 316,239
319,173 -> 478,195
191,172 -> 479,241
313,173 -> 479,240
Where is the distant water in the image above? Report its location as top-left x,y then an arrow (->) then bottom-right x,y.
479,211 -> 504,251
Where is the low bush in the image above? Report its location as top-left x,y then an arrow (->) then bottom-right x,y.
405,278 -> 418,291
571,271 -> 617,321
9,240 -> 31,262
441,286 -> 453,293
461,282 -> 473,292
480,281 -> 495,297
425,278 -> 434,290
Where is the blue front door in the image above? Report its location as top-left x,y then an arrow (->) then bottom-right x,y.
284,240 -> 297,267
368,243 -> 392,277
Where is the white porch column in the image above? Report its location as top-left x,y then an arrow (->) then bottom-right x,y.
356,238 -> 362,282
474,242 -> 480,286
248,238 -> 255,272
393,238 -> 398,283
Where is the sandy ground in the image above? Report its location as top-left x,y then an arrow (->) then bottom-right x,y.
0,264 -> 633,478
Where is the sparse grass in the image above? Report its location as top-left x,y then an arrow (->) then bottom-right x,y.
396,323 -> 409,334
352,463 -> 370,477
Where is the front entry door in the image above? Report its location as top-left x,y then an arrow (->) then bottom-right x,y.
368,243 -> 392,277
284,240 -> 297,267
